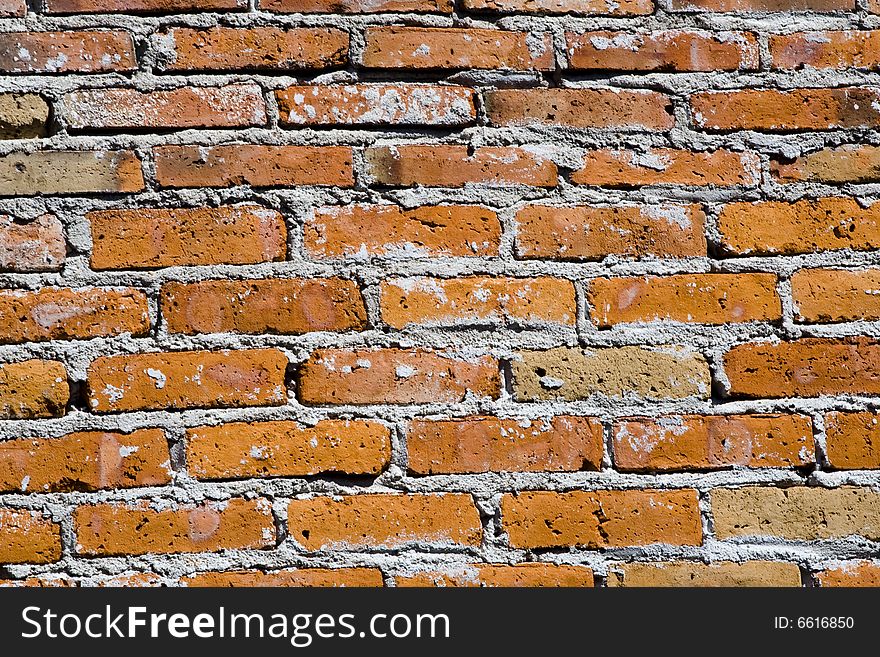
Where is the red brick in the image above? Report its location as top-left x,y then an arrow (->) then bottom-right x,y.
772,146 -> 880,184
64,85 -> 267,131
186,419 -> 390,479
0,510 -> 61,564
362,27 -> 554,71
74,499 -> 275,556
670,0 -> 852,9
0,0 -> 25,16
365,145 -> 557,187
298,348 -> 499,405
154,145 -> 353,189
407,415 -> 604,474
567,31 -> 758,71
305,205 -> 501,259
818,562 -> 880,586
791,268 -> 880,323
0,214 -> 65,273
464,0 -> 651,13
613,414 -> 813,472
514,204 -> 707,260
0,151 -> 144,197
161,278 -> 366,335
396,563 -> 594,587
183,568 -> 384,587
46,0 -> 248,13
87,349 -> 288,413
824,412 -> 880,469
771,32 -> 880,70
89,206 -> 286,270
264,0 -> 451,10
0,360 -> 68,420
276,84 -> 475,127
0,31 -> 136,74
0,429 -> 170,493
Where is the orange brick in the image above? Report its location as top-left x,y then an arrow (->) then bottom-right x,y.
718,198 -> 880,256
771,32 -> 880,70
608,561 -> 801,586
183,568 -> 384,587
87,349 -> 288,413
0,151 -> 144,197
276,84 -> 475,127
0,288 -> 149,344
46,0 -> 248,12
298,348 -> 499,405
0,0 -> 25,16
89,206 -> 286,270
396,563 -> 594,587
791,268 -> 880,323
514,204 -> 707,260
64,85 -> 267,131
365,146 -> 557,187
288,494 -> 482,550
464,0 -> 650,12
588,273 -> 780,326
485,89 -> 674,129
613,414 -> 813,472
0,510 -> 61,564
154,145 -> 353,189
75,499 -> 275,556
0,429 -> 170,493
161,27 -> 348,72
572,148 -> 760,187
501,489 -> 702,548
772,145 -> 880,184
363,27 -> 554,71
567,31 -> 758,71
380,276 -> 576,328
0,214 -> 65,273
305,205 -> 501,259
691,88 -> 880,131
0,360 -> 68,420
0,31 -> 136,74
824,411 -> 880,469
725,338 -> 880,398
266,0 -> 450,9
186,419 -> 390,479
161,278 -> 366,335
671,0 -> 852,9
407,415 -> 603,474
818,562 -> 880,586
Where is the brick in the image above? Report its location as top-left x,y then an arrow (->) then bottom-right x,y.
567,31 -> 758,71
0,288 -> 149,344
501,489 -> 702,548
276,84 -> 475,127
485,89 -> 674,129
182,568 -> 384,587
512,346 -> 710,401
365,146 -> 556,187
791,268 -> 880,323
0,94 -> 49,139
712,486 -> 880,540
362,27 -> 554,71
0,0 -> 25,16
607,561 -> 801,587
718,198 -> 880,256
691,88 -> 880,132
818,562 -> 880,586
772,145 -> 880,184
74,499 -> 275,556
87,349 -> 288,413
161,278 -> 367,335
612,414 -> 813,472
186,419 -> 390,480
0,360 -> 68,420
89,206 -> 286,270
380,276 -> 576,328
266,0 -> 450,9
0,151 -> 144,197
407,415 -> 603,474
46,0 -> 248,13
771,32 -> 880,70
288,494 -> 481,550
824,411 -> 880,469
725,338 -> 880,398
64,85 -> 267,132
161,27 -> 348,72
0,214 -> 65,272
396,564 -> 594,587
305,205 -> 501,259
0,31 -> 136,74
572,148 -> 760,187
298,348 -> 499,405
515,204 -> 707,261
464,0 -> 651,13
154,145 -> 353,189
0,510 -> 61,564
0,429 -> 170,493
670,0 -> 852,9
0,577 -> 73,587
588,273 -> 781,326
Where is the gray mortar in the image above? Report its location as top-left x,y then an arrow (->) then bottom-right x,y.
2,4 -> 880,586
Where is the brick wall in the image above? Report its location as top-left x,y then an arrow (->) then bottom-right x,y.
0,0 -> 879,588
